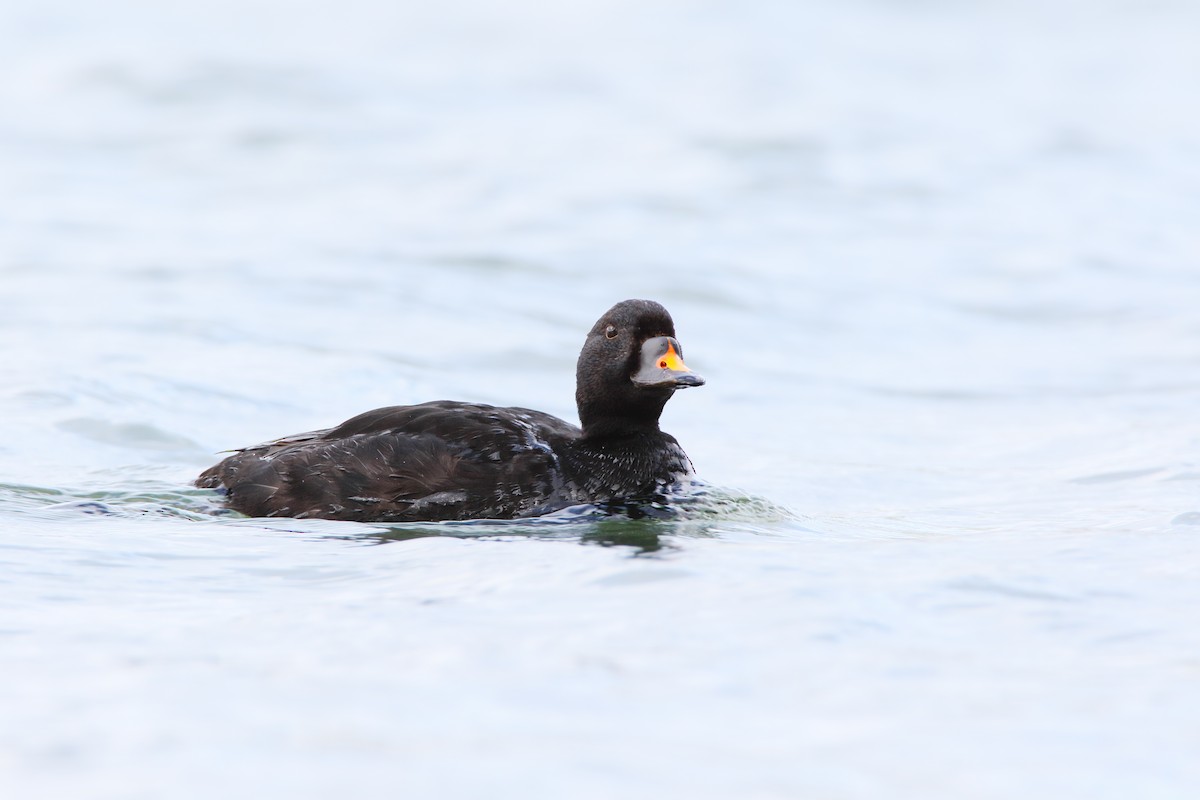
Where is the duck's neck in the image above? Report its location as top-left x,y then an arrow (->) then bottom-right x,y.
578,416 -> 661,441
575,384 -> 673,443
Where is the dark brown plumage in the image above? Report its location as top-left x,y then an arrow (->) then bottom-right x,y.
196,299 -> 705,522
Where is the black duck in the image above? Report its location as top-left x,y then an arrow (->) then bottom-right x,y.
196,298 -> 705,522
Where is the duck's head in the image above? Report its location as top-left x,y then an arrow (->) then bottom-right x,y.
575,299 -> 705,438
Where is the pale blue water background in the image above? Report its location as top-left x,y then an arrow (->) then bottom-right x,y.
3,1 -> 1200,797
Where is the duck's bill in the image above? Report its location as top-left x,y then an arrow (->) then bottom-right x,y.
631,336 -> 706,389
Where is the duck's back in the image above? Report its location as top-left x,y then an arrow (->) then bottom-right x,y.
196,401 -> 581,522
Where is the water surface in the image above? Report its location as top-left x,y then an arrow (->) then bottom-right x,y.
3,1 -> 1200,798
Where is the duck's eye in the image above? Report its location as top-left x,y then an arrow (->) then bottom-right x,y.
604,325 -> 618,340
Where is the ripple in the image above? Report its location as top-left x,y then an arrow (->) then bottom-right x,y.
56,418 -> 204,453
1,481 -> 226,522
181,483 -> 797,553
1071,467 -> 1166,485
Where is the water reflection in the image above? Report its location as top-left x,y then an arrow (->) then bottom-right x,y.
580,518 -> 672,554
366,511 -> 678,554
353,494 -> 775,553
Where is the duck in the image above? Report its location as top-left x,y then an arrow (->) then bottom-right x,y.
196,299 -> 705,522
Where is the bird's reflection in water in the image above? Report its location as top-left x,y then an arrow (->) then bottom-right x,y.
360,501 -> 684,554
581,520 -> 669,554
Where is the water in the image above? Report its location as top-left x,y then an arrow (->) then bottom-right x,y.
3,0 -> 1200,797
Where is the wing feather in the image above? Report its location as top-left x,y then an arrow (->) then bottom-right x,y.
197,401 -> 579,521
